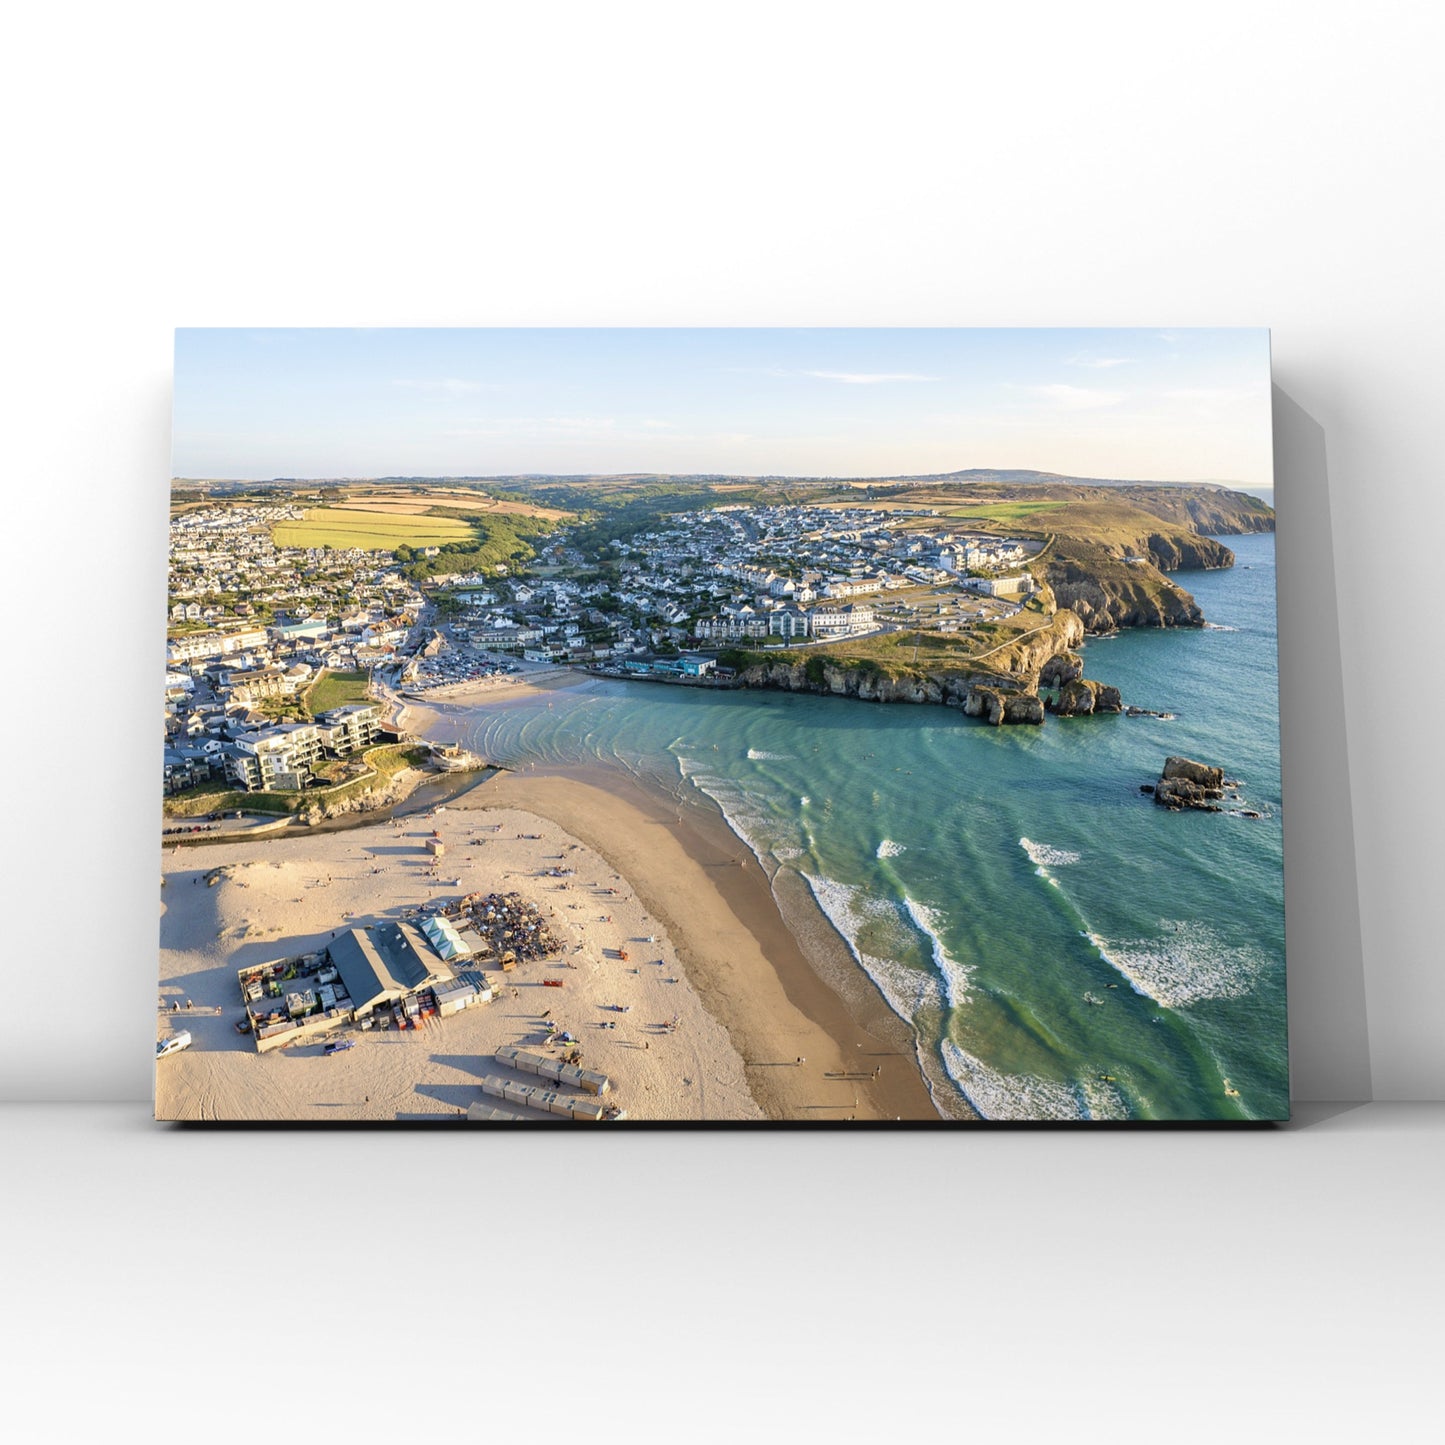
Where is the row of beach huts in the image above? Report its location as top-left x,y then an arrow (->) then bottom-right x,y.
467,1046 -> 625,1123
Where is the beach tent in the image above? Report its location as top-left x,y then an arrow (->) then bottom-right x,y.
421,915 -> 473,962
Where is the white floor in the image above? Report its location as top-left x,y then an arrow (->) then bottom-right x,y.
5,1102 -> 1438,1441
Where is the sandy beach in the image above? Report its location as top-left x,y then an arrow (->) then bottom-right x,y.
160,665 -> 944,1123
158,803 -> 761,1122
397,673 -> 942,1120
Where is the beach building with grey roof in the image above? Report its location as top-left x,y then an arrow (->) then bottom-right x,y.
326,921 -> 453,1018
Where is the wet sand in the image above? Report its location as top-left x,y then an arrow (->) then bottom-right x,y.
465,767 -> 941,1121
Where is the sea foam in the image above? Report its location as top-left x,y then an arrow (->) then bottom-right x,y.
803,873 -> 942,1021
876,838 -> 906,859
1085,925 -> 1267,1010
941,1040 -> 1129,1121
1019,837 -> 1081,870
941,1040 -> 1082,1120
902,895 -> 974,1008
684,770 -> 779,876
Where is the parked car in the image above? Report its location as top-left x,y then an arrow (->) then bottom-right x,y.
156,1032 -> 192,1059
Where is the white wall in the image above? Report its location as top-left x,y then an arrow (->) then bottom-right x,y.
3,1 -> 1439,1102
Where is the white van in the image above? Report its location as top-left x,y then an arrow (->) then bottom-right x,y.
156,1032 -> 192,1059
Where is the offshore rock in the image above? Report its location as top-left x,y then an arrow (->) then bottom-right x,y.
1163,756 -> 1224,788
1153,755 -> 1226,810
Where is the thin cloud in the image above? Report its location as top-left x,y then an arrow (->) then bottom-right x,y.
392,378 -> 498,395
726,365 -> 938,385
1164,387 -> 1254,404
1025,384 -> 1127,410
1067,355 -> 1135,369
801,370 -> 939,384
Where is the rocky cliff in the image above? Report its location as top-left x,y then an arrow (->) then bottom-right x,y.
1042,548 -> 1206,632
1039,651 -> 1083,687
970,609 -> 1086,679
1045,678 -> 1123,716
962,684 -> 1045,725
1143,532 -> 1235,571
730,610 -> 1091,725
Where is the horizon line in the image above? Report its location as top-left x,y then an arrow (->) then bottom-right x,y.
171,467 -> 1263,490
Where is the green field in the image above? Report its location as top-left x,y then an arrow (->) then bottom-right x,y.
304,668 -> 371,714
273,508 -> 478,551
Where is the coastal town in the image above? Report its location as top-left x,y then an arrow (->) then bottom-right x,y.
159,465 -> 1276,1126
159,483 -> 1051,1123
163,490 -> 1043,800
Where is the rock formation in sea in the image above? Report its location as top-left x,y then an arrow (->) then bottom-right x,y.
1152,755 -> 1227,811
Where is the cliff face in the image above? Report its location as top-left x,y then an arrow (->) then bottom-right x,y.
1043,553 -> 1206,632
1144,533 -> 1234,571
1045,678 -> 1123,716
1039,651 -> 1083,687
962,685 -> 1045,725
731,610 -> 1088,725
734,659 -> 948,705
973,609 -> 1086,679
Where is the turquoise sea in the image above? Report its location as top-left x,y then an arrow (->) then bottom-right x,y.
432,533 -> 1286,1121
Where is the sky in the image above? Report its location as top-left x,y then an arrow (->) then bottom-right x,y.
172,327 -> 1274,487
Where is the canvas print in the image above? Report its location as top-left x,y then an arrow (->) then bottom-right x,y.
158,328 -> 1285,1123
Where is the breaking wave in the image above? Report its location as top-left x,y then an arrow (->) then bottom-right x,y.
746,748 -> 793,760
902,895 -> 973,1008
1020,837 -> 1081,870
941,1040 -> 1128,1121
1085,924 -> 1267,1010
803,873 -> 942,1021
876,839 -> 906,859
